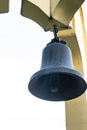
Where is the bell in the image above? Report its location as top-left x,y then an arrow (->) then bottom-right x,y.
28,40 -> 87,101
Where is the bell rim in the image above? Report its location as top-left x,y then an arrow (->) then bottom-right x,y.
28,67 -> 87,101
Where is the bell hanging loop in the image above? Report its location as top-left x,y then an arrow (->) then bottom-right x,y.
51,25 -> 66,45
51,25 -> 59,43
53,25 -> 58,40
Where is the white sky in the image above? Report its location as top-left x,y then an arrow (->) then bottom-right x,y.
0,0 -> 65,130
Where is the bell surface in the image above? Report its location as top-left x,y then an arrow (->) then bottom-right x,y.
28,41 -> 87,101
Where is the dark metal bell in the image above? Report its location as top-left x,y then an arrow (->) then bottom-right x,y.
28,40 -> 87,101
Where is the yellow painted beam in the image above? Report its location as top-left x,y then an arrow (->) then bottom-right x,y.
21,0 -> 84,31
0,0 -> 9,13
58,27 -> 87,130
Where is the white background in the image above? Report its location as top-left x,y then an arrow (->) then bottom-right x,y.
0,0 -> 65,130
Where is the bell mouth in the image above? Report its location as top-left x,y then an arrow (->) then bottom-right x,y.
28,67 -> 87,101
